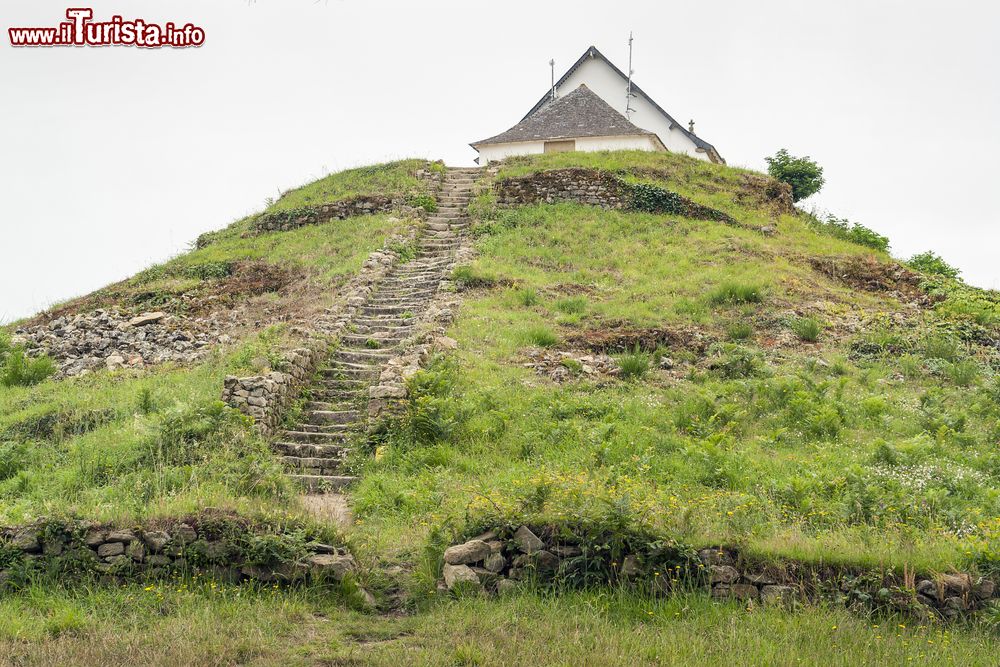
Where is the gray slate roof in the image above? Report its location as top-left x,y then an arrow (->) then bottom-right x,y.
521,46 -> 725,164
471,84 -> 662,147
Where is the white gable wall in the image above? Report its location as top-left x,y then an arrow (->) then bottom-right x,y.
477,134 -> 660,165
556,57 -> 709,161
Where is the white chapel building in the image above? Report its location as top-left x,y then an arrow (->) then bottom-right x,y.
471,45 -> 724,165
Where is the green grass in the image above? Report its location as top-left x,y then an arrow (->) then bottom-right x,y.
0,328 -> 300,524
267,159 -> 431,212
348,178 -> 1000,576
1,585 -> 997,666
791,316 -> 822,342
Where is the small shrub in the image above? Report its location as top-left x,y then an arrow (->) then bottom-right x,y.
898,354 -> 923,379
137,387 -> 156,415
0,348 -> 56,387
560,358 -> 583,374
791,317 -> 822,342
616,348 -> 650,380
803,211 -> 889,252
708,343 -> 765,379
923,335 -> 962,362
555,296 -> 587,315
945,359 -> 979,387
451,266 -> 497,289
364,338 -> 381,349
726,322 -> 753,341
907,251 -> 961,279
408,193 -> 438,213
765,148 -> 825,202
708,282 -> 764,306
516,287 -> 539,307
388,240 -> 417,263
182,261 -> 232,280
524,326 -> 558,347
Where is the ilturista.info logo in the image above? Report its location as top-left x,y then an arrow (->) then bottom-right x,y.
8,8 -> 205,48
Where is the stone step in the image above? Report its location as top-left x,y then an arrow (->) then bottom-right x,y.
293,422 -> 357,434
340,334 -> 407,347
273,441 -> 350,458
289,474 -> 357,493
334,349 -> 394,364
370,286 -> 438,297
305,400 -> 357,412
281,430 -> 350,444
282,456 -> 348,474
351,323 -> 416,334
319,367 -> 379,380
305,409 -> 360,425
359,309 -> 414,318
323,359 -> 379,371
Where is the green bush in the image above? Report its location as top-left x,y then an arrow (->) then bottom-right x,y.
616,348 -> 650,380
182,261 -> 232,280
805,213 -> 889,252
516,287 -> 539,307
524,326 -> 558,347
1,348 -> 56,387
726,322 -> 753,341
408,193 -> 438,213
945,360 -> 979,387
708,282 -> 764,306
555,296 -> 587,315
922,335 -> 962,362
765,148 -> 825,202
791,317 -> 822,342
707,343 -> 766,379
907,251 -> 961,279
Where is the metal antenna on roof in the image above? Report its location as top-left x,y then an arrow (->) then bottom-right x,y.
549,59 -> 557,101
625,32 -> 637,119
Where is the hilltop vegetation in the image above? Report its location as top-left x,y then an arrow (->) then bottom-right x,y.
3,151 -> 1000,663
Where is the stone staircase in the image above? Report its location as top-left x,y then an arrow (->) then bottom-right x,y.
272,167 -> 479,492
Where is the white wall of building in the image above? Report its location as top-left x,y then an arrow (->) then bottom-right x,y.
557,57 -> 709,161
477,134 -> 660,164
477,140 -> 545,164
575,135 -> 660,152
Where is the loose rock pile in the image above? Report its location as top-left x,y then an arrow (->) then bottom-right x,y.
521,348 -> 620,382
13,310 -> 230,377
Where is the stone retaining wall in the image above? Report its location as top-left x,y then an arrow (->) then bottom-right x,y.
0,516 -> 358,591
441,526 -> 997,622
250,196 -> 424,235
495,168 -> 633,208
222,345 -> 325,437
494,168 -> 744,228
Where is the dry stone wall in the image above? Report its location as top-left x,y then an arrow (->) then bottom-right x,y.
250,196 -> 423,235
441,526 -> 998,622
0,516 -> 358,590
222,345 -> 325,437
494,168 -> 742,227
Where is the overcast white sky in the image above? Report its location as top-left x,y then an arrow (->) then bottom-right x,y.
2,0 -> 998,323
